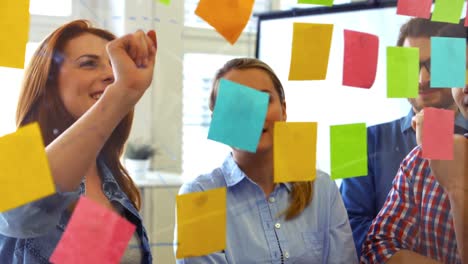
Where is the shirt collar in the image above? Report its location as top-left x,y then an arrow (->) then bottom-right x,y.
400,109 -> 415,133
97,157 -> 119,186
221,154 -> 292,193
455,112 -> 468,129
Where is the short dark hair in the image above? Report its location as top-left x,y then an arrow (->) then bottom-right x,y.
397,17 -> 449,46
437,19 -> 467,42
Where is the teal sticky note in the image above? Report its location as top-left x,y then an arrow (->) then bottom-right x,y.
330,123 -> 368,180
387,47 -> 419,98
431,37 -> 466,88
432,0 -> 464,24
208,78 -> 269,152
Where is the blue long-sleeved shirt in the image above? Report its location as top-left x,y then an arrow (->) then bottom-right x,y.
0,158 -> 152,264
174,154 -> 357,264
340,109 -> 468,258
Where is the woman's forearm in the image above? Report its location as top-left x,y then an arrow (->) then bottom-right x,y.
46,85 -> 133,192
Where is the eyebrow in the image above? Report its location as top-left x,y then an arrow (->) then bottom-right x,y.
260,89 -> 272,94
74,54 -> 99,62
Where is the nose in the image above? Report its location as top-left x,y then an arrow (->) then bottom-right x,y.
418,66 -> 430,89
463,86 -> 468,94
102,62 -> 114,84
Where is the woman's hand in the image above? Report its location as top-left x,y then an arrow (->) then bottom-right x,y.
106,30 -> 158,103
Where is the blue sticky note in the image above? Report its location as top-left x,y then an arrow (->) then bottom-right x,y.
208,79 -> 269,152
431,37 -> 466,88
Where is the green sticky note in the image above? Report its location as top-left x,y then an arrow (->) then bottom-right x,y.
432,0 -> 464,24
298,0 -> 333,6
431,37 -> 466,88
330,123 -> 368,180
387,47 -> 419,98
158,0 -> 171,5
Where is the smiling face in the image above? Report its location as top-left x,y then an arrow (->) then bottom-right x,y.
404,36 -> 455,112
222,68 -> 287,154
57,33 -> 114,118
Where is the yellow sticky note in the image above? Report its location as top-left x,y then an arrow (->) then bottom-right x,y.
195,0 -> 255,44
176,187 -> 226,259
289,23 -> 333,80
0,0 -> 30,69
0,123 -> 56,212
466,69 -> 468,85
274,122 -> 317,183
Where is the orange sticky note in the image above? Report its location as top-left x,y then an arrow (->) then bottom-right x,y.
343,30 -> 379,89
50,197 -> 136,263
274,122 -> 317,183
289,23 -> 333,80
0,0 -> 30,69
422,107 -> 455,160
176,188 -> 226,259
0,123 -> 56,212
195,0 -> 255,44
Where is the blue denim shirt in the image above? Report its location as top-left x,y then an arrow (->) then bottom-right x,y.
0,158 -> 152,264
174,154 -> 357,264
340,109 -> 468,258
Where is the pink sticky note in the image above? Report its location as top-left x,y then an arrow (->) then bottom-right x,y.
465,2 -> 468,27
343,30 -> 379,89
50,197 -> 136,264
422,107 -> 455,160
396,0 -> 432,18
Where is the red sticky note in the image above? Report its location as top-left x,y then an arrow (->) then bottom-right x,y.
396,0 -> 432,18
50,197 -> 136,264
465,2 -> 468,27
343,30 -> 379,89
422,107 -> 455,160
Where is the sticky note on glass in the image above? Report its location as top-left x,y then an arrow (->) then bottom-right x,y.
422,107 -> 455,160
289,23 -> 333,80
343,30 -> 379,89
387,47 -> 419,98
0,0 -> 30,69
297,0 -> 333,6
50,196 -> 136,264
208,78 -> 269,152
465,9 -> 468,27
330,123 -> 368,179
0,123 -> 55,213
274,122 -> 317,183
431,37 -> 466,88
195,0 -> 254,44
158,0 -> 171,5
432,0 -> 464,24
396,0 -> 431,18
176,187 -> 226,259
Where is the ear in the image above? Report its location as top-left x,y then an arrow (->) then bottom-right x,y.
281,101 -> 287,121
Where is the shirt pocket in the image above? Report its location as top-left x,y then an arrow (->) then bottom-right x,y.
297,230 -> 324,263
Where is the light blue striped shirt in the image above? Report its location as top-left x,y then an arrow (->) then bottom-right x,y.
174,154 -> 357,264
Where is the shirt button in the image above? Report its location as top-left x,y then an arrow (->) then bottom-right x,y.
268,197 -> 276,203
284,252 -> 290,259
275,223 -> 281,229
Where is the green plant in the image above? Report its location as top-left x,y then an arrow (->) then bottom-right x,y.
125,143 -> 156,160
